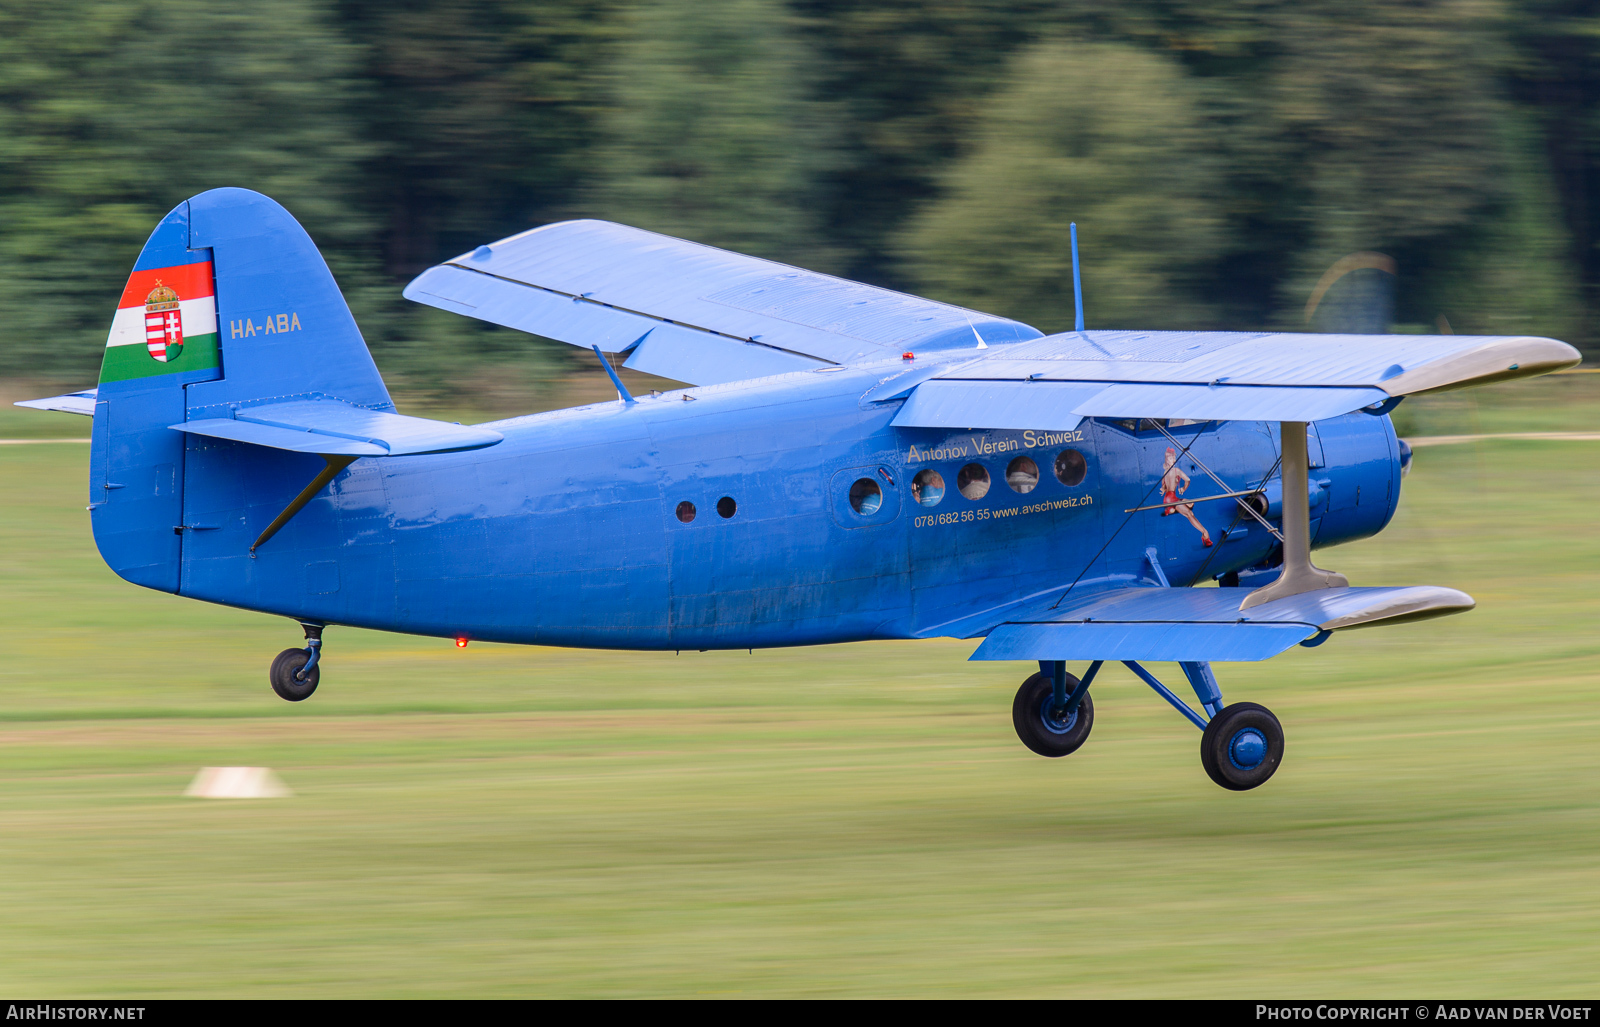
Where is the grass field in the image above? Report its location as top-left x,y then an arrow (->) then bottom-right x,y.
1,380 -> 1599,997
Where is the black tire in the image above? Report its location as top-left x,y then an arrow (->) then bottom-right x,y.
1200,702 -> 1284,790
1011,671 -> 1095,758
269,648 -> 319,702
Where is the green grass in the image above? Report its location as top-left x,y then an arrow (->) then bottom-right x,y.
1,409 -> 1599,996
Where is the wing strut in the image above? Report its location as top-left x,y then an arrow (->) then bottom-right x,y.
250,455 -> 358,554
1240,421 -> 1346,609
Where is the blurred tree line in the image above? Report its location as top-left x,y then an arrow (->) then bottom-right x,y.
2,0 -> 1596,399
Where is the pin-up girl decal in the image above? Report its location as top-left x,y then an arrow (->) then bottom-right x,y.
1161,447 -> 1212,548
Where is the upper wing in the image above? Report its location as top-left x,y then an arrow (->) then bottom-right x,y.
892,329 -> 1580,428
403,217 -> 1577,403
403,219 -> 1041,386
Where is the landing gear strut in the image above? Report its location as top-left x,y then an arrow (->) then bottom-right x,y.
269,622 -> 323,702
1012,659 -> 1285,790
1011,661 -> 1096,757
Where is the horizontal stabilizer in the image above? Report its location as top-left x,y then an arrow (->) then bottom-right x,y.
15,388 -> 97,416
969,584 -> 1474,662
891,380 -> 1103,431
172,399 -> 502,457
404,219 -> 1041,385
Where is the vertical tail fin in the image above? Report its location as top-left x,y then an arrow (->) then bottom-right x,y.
91,188 -> 389,592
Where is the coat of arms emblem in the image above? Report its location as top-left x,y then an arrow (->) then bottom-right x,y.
144,281 -> 183,362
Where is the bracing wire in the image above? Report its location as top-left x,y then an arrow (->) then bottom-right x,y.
1049,420 -> 1213,609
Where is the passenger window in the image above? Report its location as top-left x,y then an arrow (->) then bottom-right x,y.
1054,449 -> 1087,487
849,477 -> 883,515
957,463 -> 990,500
1005,456 -> 1039,493
717,496 -> 737,518
911,468 -> 945,507
676,501 -> 696,523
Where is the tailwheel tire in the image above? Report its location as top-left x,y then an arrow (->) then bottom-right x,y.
1200,702 -> 1283,790
269,648 -> 319,702
1012,671 -> 1094,758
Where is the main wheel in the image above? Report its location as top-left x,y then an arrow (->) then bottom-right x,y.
269,648 -> 319,702
1200,702 -> 1283,790
1012,671 -> 1094,757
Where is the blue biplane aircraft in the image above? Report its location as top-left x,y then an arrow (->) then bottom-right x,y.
20,188 -> 1581,789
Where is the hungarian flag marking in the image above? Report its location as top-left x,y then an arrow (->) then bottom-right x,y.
101,260 -> 219,383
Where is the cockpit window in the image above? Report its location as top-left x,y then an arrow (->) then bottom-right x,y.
957,463 -> 990,500
849,477 -> 883,515
911,468 -> 945,507
1005,456 -> 1039,493
1054,449 -> 1087,487
1110,417 -> 1205,433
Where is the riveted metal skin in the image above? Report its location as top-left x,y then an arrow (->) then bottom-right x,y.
169,362 -> 1403,652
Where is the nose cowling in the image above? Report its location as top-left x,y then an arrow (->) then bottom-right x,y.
1308,412 -> 1404,550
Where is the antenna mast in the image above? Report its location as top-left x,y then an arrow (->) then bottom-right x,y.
1071,222 -> 1085,333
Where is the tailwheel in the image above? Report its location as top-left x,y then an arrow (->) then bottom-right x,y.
1012,671 -> 1094,758
269,648 -> 319,702
1200,702 -> 1283,790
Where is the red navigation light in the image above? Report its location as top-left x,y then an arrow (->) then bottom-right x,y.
455,637 -> 468,648
902,351 -> 914,360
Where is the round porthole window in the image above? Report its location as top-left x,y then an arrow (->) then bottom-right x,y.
911,468 -> 945,507
1054,448 -> 1087,487
957,463 -> 990,500
717,496 -> 737,518
676,501 -> 696,523
1005,456 -> 1040,494
849,477 -> 883,515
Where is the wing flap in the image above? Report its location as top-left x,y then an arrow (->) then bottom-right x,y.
967,584 -> 1473,661
975,621 -> 1314,662
1068,383 -> 1390,421
622,327 -> 824,385
406,264 -> 670,354
890,379 -> 1104,431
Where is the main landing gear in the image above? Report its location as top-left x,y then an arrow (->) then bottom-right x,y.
1199,702 -> 1284,790
1011,659 -> 1284,790
269,621 -> 323,702
1012,663 -> 1096,757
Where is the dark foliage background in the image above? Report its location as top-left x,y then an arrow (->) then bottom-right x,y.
3,0 -> 1596,399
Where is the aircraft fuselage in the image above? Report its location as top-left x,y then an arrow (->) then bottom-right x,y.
172,363 -> 1403,649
